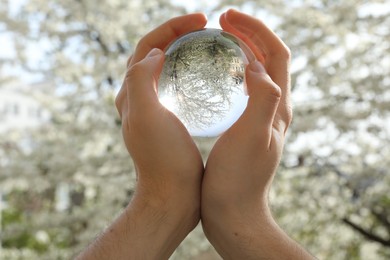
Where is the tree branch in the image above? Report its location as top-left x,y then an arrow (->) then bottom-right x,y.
342,217 -> 390,247
90,32 -> 109,55
371,208 -> 390,233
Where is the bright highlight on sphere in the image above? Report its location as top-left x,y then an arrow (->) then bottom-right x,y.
158,28 -> 253,137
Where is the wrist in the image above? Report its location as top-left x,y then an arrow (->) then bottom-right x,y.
77,184 -> 200,260
125,194 -> 199,258
133,160 -> 204,222
130,187 -> 201,229
202,201 -> 314,260
134,172 -> 202,223
202,196 -> 269,243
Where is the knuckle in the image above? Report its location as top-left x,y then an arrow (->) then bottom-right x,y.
270,43 -> 291,61
259,76 -> 282,101
137,38 -> 152,53
282,45 -> 291,60
126,55 -> 133,68
114,95 -> 121,112
284,103 -> 293,127
114,85 -> 124,115
269,81 -> 282,99
137,37 -> 147,47
264,86 -> 282,105
125,63 -> 144,81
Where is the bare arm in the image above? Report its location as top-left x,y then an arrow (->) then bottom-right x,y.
76,187 -> 198,259
201,9 -> 314,259
77,13 -> 208,259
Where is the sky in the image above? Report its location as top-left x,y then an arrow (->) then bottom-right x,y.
0,0 -> 24,58
0,0 -> 220,83
1,0 -> 389,83
0,0 -> 389,137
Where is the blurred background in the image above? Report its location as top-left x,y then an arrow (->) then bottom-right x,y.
0,0 -> 389,259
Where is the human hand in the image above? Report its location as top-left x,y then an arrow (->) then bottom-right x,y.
201,10 -> 313,259
77,10 -> 314,260
115,13 -> 207,258
202,8 -> 292,213
115,12 -> 207,215
77,14 -> 207,260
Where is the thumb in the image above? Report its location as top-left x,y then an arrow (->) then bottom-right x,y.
235,60 -> 281,137
125,48 -> 164,108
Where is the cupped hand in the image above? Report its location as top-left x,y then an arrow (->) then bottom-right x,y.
201,9 -> 294,258
79,14 -> 210,260
115,12 -> 207,234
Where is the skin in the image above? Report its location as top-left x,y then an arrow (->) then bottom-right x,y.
78,13 -> 207,259
77,9 -> 315,260
201,10 -> 313,259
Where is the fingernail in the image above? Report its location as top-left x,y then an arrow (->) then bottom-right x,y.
249,60 -> 266,73
146,48 -> 163,58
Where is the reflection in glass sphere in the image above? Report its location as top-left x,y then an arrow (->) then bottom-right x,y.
158,28 -> 253,137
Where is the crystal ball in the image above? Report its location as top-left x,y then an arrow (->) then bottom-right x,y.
158,28 -> 253,137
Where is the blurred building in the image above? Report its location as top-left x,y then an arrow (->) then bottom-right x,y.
0,80 -> 52,133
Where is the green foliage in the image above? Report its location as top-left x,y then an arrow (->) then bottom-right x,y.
2,207 -> 23,226
2,206 -> 48,253
3,230 -> 48,253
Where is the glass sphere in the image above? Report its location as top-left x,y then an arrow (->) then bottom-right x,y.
158,28 -> 253,137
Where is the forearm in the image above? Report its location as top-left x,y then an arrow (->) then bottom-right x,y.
203,204 -> 314,260
77,193 -> 199,260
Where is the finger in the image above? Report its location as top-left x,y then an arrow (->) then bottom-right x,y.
219,13 -> 265,64
117,13 -> 207,120
126,54 -> 134,68
222,9 -> 290,62
116,13 -> 207,119
221,9 -> 292,132
130,13 -> 207,67
125,48 -> 165,111
235,61 -> 281,144
115,55 -> 134,118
